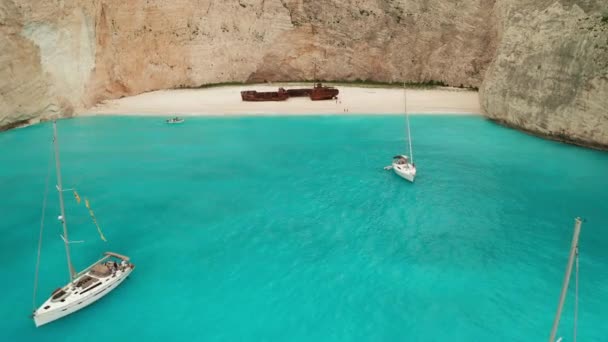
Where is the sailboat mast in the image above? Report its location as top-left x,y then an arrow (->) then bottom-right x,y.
52,121 -> 76,281
549,217 -> 582,342
404,83 -> 413,163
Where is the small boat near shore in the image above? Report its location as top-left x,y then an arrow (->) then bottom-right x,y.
166,117 -> 184,124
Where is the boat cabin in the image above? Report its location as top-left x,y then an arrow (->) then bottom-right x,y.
393,155 -> 410,165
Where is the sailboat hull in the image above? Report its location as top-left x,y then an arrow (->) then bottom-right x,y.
392,163 -> 416,182
33,262 -> 134,327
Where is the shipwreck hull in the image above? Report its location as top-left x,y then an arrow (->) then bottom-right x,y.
241,89 -> 289,101
240,84 -> 339,102
310,89 -> 339,100
310,83 -> 339,101
286,89 -> 312,97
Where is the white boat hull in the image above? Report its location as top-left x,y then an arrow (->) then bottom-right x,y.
392,162 -> 416,182
33,261 -> 134,327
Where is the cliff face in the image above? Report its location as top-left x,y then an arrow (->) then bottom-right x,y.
1,0 -> 606,149
89,0 -> 496,102
0,1 -> 97,128
244,0 -> 497,86
1,0 -> 497,129
480,0 -> 608,149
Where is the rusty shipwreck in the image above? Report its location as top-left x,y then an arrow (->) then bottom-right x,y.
240,83 -> 339,102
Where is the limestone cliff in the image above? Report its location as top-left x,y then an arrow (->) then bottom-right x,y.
0,1 -> 97,128
88,0 -> 496,102
480,0 -> 608,149
1,0 -> 497,129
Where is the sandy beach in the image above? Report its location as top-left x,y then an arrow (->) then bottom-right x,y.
83,84 -> 481,116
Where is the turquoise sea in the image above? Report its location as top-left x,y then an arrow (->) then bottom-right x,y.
1,115 -> 607,341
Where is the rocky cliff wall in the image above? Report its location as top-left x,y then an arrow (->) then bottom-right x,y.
1,0 -> 497,129
88,0 -> 497,103
0,1 -> 97,128
480,0 -> 608,149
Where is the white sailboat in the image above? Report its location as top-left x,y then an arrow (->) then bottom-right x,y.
549,217 -> 583,342
32,121 -> 135,327
385,85 -> 417,182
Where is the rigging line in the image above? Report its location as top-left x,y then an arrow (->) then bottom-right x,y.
33,140 -> 54,311
403,83 -> 413,163
573,247 -> 579,342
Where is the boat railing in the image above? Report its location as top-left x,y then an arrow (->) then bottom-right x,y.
73,252 -> 129,279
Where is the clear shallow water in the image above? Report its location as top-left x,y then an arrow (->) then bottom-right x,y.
1,115 -> 607,341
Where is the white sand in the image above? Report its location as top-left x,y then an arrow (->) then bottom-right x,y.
83,84 -> 481,116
